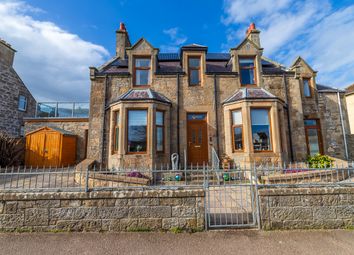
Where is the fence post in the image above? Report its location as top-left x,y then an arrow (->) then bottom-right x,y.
85,167 -> 89,192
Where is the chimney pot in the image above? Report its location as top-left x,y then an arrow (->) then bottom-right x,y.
246,22 -> 256,35
119,22 -> 126,32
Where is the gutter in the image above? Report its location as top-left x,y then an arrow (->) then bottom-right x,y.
337,91 -> 349,160
176,74 -> 180,157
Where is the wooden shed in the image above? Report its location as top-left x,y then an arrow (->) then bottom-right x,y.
25,127 -> 77,167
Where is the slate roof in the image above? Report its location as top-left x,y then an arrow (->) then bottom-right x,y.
316,84 -> 342,92
223,88 -> 277,104
113,89 -> 171,104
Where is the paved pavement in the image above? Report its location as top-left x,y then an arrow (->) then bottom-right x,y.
1,230 -> 354,255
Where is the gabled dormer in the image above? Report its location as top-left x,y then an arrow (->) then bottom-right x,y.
126,38 -> 159,87
230,23 -> 263,88
290,56 -> 318,98
180,44 -> 207,86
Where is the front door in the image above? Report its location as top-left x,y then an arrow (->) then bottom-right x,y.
187,113 -> 208,165
304,119 -> 323,156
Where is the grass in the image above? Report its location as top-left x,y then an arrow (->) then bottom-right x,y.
170,227 -> 183,234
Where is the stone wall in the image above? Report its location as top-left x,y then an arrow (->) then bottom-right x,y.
348,134 -> 354,160
259,187 -> 354,230
0,189 -> 204,232
0,40 -> 36,137
24,118 -> 89,162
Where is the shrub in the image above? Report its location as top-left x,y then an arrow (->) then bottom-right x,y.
307,154 -> 334,169
0,132 -> 24,167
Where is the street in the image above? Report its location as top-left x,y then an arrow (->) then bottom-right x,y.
0,229 -> 353,255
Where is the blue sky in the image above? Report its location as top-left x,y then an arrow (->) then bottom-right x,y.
1,0 -> 354,101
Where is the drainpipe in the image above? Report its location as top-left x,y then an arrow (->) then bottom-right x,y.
213,74 -> 220,157
101,75 -> 108,167
283,73 -> 294,162
176,73 -> 180,157
337,91 -> 349,160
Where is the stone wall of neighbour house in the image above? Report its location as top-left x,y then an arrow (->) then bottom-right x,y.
0,41 -> 36,137
348,134 -> 354,160
318,92 -> 348,160
0,189 -> 204,232
24,119 -> 89,162
259,187 -> 354,230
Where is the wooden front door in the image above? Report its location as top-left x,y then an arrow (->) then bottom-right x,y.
187,113 -> 208,165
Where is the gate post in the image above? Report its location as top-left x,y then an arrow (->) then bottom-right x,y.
253,162 -> 261,229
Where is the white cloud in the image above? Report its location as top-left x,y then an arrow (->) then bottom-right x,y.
160,27 -> 187,52
0,0 -> 109,101
222,0 -> 354,88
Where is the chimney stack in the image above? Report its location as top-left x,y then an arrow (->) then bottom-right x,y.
0,39 -> 16,67
245,22 -> 261,48
116,22 -> 131,59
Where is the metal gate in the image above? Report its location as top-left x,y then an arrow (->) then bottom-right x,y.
205,167 -> 260,229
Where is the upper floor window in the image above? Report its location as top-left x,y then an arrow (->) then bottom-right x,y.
303,78 -> 312,97
251,108 -> 272,152
127,109 -> 147,153
156,111 -> 164,152
188,56 -> 201,86
134,57 -> 151,86
18,95 -> 27,111
239,58 -> 256,86
113,111 -> 120,153
231,110 -> 243,151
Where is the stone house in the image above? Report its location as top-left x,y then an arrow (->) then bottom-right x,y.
0,39 -> 36,137
86,23 -> 351,169
345,84 -> 354,159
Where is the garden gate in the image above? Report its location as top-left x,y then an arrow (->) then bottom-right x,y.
204,166 -> 260,229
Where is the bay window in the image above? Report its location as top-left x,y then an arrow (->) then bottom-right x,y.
127,110 -> 147,153
156,111 -> 164,152
134,57 -> 151,86
231,110 -> 243,151
251,109 -> 272,151
113,111 -> 119,153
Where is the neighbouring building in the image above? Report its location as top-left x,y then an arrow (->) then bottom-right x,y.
84,22 -> 351,168
346,84 -> 354,134
345,84 -> 354,159
0,39 -> 36,137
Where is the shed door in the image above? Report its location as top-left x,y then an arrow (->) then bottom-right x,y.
27,132 -> 46,167
43,131 -> 61,167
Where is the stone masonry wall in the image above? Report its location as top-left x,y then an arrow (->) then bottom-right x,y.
24,119 -> 89,162
0,189 -> 204,232
0,41 -> 36,137
259,187 -> 354,230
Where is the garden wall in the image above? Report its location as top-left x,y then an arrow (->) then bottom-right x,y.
259,187 -> 354,230
0,189 -> 204,232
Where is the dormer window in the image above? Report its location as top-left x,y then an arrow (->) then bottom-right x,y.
303,78 -> 312,97
188,56 -> 201,86
134,57 -> 151,86
239,57 -> 256,86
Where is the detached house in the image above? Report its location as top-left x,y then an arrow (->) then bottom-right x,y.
0,39 -> 36,137
86,23 -> 351,169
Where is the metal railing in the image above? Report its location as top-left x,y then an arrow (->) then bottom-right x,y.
35,102 -> 89,118
0,161 -> 353,192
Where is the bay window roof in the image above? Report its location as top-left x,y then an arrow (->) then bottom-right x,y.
223,88 -> 277,104
112,88 -> 171,104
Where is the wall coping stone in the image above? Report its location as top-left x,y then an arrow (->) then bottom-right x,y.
0,189 -> 204,201
258,187 -> 354,196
